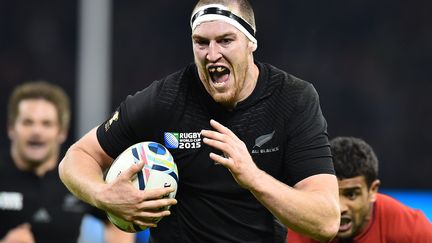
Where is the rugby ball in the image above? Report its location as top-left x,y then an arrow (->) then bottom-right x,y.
104,141 -> 178,232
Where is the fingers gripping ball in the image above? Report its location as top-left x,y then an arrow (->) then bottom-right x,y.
104,141 -> 179,232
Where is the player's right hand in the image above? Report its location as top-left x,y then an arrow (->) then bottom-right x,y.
96,161 -> 177,228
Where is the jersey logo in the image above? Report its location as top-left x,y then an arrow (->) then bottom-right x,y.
251,131 -> 280,154
253,131 -> 275,148
105,110 -> 119,131
164,132 -> 201,149
33,207 -> 51,223
0,192 -> 23,211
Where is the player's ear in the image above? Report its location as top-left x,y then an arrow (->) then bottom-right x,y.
369,179 -> 381,202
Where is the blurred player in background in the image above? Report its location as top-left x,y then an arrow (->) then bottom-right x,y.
0,81 -> 134,243
287,136 -> 432,242
59,0 -> 340,242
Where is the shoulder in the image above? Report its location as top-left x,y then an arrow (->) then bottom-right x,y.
374,193 -> 432,240
96,64 -> 198,157
258,62 -> 319,107
260,62 -> 312,90
376,193 -> 421,216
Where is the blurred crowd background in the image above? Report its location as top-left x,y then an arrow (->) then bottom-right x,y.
0,0 -> 431,189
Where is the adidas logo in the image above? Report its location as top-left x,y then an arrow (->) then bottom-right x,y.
33,208 -> 51,223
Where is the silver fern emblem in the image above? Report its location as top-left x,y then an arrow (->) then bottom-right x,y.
254,131 -> 275,148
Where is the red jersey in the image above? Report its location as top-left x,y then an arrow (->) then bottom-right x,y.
287,193 -> 432,243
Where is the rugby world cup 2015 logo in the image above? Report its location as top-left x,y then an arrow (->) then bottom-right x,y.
164,132 -> 179,149
164,132 -> 201,149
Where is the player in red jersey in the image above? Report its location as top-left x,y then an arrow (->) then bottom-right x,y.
287,136 -> 432,243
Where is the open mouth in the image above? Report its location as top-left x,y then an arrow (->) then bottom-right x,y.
27,140 -> 45,149
339,217 -> 352,232
208,65 -> 230,85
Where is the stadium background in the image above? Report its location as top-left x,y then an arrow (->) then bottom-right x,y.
0,0 -> 431,242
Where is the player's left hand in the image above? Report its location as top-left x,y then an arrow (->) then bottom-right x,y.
201,119 -> 261,189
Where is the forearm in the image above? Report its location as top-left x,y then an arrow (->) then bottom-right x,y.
59,145 -> 108,208
104,223 -> 135,243
200,120 -> 339,240
249,171 -> 340,242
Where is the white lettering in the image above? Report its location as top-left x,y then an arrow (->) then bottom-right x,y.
251,146 -> 280,154
179,132 -> 200,139
0,192 -> 23,210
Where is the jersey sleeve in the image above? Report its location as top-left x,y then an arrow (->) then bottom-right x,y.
96,80 -> 165,159
283,83 -> 334,186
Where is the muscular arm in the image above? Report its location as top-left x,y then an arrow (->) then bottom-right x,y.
201,120 -> 339,242
59,127 -> 177,228
58,128 -> 114,208
250,172 -> 339,242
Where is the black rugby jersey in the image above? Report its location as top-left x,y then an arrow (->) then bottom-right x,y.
0,154 -> 105,243
97,62 -> 334,243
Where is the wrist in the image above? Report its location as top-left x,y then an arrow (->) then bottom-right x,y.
245,168 -> 267,192
90,182 -> 109,211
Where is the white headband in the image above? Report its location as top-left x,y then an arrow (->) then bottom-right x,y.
190,4 -> 257,44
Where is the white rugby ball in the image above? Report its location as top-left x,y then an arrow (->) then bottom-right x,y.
104,141 -> 178,232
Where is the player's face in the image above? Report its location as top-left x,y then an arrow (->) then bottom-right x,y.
192,20 -> 257,108
8,99 -> 65,167
337,176 -> 379,239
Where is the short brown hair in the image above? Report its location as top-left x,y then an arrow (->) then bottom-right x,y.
7,81 -> 71,132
